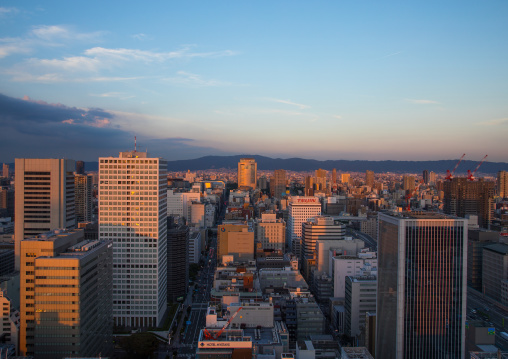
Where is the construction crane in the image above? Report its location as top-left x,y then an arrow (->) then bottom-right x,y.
445,153 -> 466,181
203,306 -> 243,340
405,180 -> 424,211
467,155 -> 488,181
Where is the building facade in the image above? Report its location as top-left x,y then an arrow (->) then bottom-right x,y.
99,151 -> 168,327
254,212 -> 286,252
74,173 -> 93,223
286,196 -> 321,258
272,169 -> 287,199
499,171 -> 508,198
14,158 -> 76,270
376,212 -> 467,359
238,158 -> 257,189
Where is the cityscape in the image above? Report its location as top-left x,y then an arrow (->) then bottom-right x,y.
1,1 -> 508,359
0,156 -> 507,359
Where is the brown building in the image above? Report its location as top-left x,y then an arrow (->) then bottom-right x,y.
482,243 -> 508,302
218,223 -> 254,263
14,158 -> 76,270
443,178 -> 495,228
365,170 -> 374,188
20,228 -> 113,358
271,169 -> 287,199
499,171 -> 508,198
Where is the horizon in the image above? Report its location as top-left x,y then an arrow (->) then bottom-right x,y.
1,1 -> 507,162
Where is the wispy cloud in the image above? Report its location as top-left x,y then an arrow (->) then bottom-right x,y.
164,71 -> 233,87
91,92 -> 135,100
406,99 -> 439,104
270,98 -> 310,110
132,33 -> 149,41
30,25 -> 105,42
476,118 -> 508,126
0,7 -> 18,16
380,51 -> 403,59
333,115 -> 342,120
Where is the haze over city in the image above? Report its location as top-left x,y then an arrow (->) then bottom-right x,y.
0,1 -> 507,162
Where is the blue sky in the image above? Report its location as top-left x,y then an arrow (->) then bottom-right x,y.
0,1 -> 507,163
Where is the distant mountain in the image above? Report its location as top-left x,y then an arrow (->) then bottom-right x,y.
4,156 -> 507,174
165,155 -> 508,174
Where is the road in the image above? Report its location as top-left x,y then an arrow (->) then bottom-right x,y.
348,228 -> 377,251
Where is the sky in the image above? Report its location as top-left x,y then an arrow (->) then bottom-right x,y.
0,1 -> 507,163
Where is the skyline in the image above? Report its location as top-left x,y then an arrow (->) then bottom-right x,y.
0,1 -> 507,162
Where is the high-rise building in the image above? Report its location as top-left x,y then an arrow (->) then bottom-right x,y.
315,169 -> 327,192
402,175 -> 415,192
345,275 -> 377,338
376,212 -> 467,359
2,164 -> 9,178
238,158 -> 257,189
167,221 -> 189,302
443,178 -> 495,229
286,196 -> 321,258
498,171 -> 508,198
341,173 -> 350,185
423,170 -> 430,185
14,158 -> 76,270
74,173 -> 93,223
305,176 -> 314,196
19,229 -> 113,358
301,216 -> 345,282
429,171 -> 437,186
332,169 -> 337,186
272,169 -> 287,199
482,243 -> 508,303
467,229 -> 499,291
75,160 -> 85,175
99,151 -> 168,327
365,170 -> 374,188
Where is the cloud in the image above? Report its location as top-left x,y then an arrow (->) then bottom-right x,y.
30,25 -> 105,42
406,99 -> 439,104
0,7 -> 18,16
132,33 -> 149,41
91,92 -> 135,100
476,118 -> 508,126
380,51 -> 403,59
5,44 -> 238,82
270,98 -> 310,110
164,71 -> 233,87
333,115 -> 342,120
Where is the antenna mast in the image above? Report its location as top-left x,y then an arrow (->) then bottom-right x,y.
135,136 -> 137,152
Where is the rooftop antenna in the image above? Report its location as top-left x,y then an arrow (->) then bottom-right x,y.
135,136 -> 137,152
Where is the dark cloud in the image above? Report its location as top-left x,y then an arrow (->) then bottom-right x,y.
0,93 -> 229,162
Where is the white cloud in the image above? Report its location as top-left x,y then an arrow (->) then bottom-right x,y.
406,99 -> 439,104
164,71 -> 233,87
270,98 -> 310,110
132,33 -> 148,41
30,25 -> 104,42
333,115 -> 342,120
0,7 -> 18,16
91,92 -> 135,100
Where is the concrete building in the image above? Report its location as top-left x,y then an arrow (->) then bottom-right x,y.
341,174 -> 350,185
331,248 -> 376,298
255,212 -> 286,252
482,243 -> 508,302
0,249 -> 14,276
238,158 -> 257,189
499,171 -> 508,198
167,222 -> 189,302
402,175 -> 415,192
190,201 -> 205,227
2,164 -> 9,179
443,177 -> 495,229
341,347 -> 374,359
286,197 -> 321,258
467,229 -> 499,291
376,212 -> 467,359
0,290 -> 19,351
74,173 -> 93,223
365,170 -> 374,188
14,158 -> 76,270
344,275 -> 377,338
217,223 -> 254,263
301,216 -> 345,283
296,298 -> 325,341
99,151 -> 168,327
272,169 -> 287,199
19,229 -> 113,358
167,189 -> 200,222
189,230 -> 202,264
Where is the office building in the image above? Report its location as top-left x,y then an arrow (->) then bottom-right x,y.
286,197 -> 321,258
423,170 -> 430,185
99,151 -> 168,327
0,188 -> 14,219
301,216 -> 345,282
341,173 -> 350,185
376,212 -> 467,359
238,158 -> 257,189
332,169 -> 337,186
467,229 -> 499,291
482,243 -> 508,302
272,169 -> 287,199
74,173 -> 93,223
331,249 -> 376,298
305,176 -> 314,196
167,189 -> 200,222
499,171 -> 508,198
443,177 -> 495,228
14,158 -> 76,270
75,161 -> 85,175
2,164 -> 9,179
365,170 -> 374,188
345,275 -> 377,338
217,223 -> 254,263
20,229 -> 113,358
402,175 -> 415,192
0,249 -> 14,276
167,222 -> 189,302
315,169 -> 327,192
254,212 -> 286,252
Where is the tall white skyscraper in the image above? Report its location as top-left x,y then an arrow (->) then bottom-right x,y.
14,158 -> 76,270
99,151 -> 168,327
286,196 -> 321,258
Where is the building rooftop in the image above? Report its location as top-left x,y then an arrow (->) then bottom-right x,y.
484,243 -> 508,255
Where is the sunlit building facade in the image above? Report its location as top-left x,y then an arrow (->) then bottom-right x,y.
99,151 -> 168,327
238,158 -> 257,189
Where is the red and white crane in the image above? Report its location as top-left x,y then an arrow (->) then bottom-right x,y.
203,306 -> 243,340
467,155 -> 488,181
405,180 -> 424,211
445,153 -> 466,181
